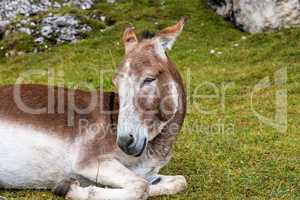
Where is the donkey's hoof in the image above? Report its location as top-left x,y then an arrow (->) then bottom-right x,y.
174,175 -> 188,193
53,178 -> 79,197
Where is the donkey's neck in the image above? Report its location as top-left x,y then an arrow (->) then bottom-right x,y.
147,62 -> 186,162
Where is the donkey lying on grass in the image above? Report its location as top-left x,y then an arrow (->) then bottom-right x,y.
0,18 -> 187,200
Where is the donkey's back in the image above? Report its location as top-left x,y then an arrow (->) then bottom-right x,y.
0,84 -> 118,189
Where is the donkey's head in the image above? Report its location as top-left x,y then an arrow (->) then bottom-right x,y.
114,17 -> 187,157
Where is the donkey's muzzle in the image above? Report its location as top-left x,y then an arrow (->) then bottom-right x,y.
117,135 -> 147,157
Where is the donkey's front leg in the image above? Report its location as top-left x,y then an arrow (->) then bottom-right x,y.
66,159 -> 149,200
149,175 -> 187,197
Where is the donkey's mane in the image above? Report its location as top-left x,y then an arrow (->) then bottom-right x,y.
140,30 -> 156,40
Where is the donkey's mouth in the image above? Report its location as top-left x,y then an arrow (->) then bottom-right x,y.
118,136 -> 148,157
133,138 -> 147,157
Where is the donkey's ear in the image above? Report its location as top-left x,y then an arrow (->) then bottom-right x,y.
123,27 -> 138,54
156,17 -> 187,51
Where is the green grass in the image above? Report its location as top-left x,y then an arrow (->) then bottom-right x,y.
0,0 -> 300,199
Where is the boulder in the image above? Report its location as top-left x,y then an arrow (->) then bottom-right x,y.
41,16 -> 92,43
0,0 -> 96,22
0,0 -> 50,21
208,0 -> 300,32
71,0 -> 94,10
18,27 -> 32,35
0,20 -> 9,36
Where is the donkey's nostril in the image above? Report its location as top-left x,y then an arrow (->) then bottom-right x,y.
117,134 -> 147,157
117,135 -> 135,154
127,135 -> 134,146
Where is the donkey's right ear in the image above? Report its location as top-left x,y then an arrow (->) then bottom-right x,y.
123,27 -> 138,54
156,17 -> 187,51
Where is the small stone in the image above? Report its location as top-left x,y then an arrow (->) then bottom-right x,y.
217,51 -> 223,55
53,2 -> 61,9
19,27 -> 32,35
72,0 -> 94,10
100,16 -> 106,22
34,37 -> 45,44
41,25 -> 53,38
81,3 -> 92,10
4,30 -> 10,37
20,19 -> 28,25
234,43 -> 239,47
210,49 -> 215,54
17,51 -> 25,56
41,0 -> 51,6
242,36 -> 247,40
81,25 -> 92,32
8,50 -> 16,57
0,20 -> 9,35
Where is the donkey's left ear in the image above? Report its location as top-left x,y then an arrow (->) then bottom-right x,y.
155,17 -> 187,51
123,27 -> 138,54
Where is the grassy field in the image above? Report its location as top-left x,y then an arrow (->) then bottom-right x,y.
0,0 -> 300,199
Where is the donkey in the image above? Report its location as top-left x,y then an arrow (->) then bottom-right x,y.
0,17 -> 187,200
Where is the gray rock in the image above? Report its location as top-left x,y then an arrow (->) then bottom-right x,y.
0,20 -> 9,35
208,0 -> 300,32
0,0 -> 95,22
17,51 -> 25,56
69,0 -> 94,9
41,15 -> 91,42
20,19 -> 30,25
8,50 -> 17,57
0,0 -> 95,53
53,2 -> 62,9
18,27 -> 32,35
60,27 -> 76,41
107,0 -> 116,3
100,16 -> 106,22
41,25 -> 53,38
0,0 -> 50,21
34,37 -> 45,44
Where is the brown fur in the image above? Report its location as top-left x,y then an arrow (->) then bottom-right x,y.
0,18 -> 186,166
0,18 -> 188,199
0,84 -> 118,141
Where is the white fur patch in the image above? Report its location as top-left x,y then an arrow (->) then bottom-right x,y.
0,122 -> 75,189
117,61 -> 148,144
154,39 -> 168,61
169,81 -> 179,111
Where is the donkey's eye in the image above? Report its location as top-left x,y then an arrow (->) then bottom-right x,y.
142,77 -> 156,86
